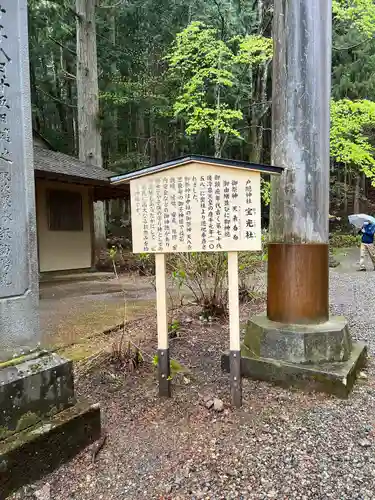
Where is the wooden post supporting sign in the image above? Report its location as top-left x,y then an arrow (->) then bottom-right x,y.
228,251 -> 242,407
155,253 -> 171,397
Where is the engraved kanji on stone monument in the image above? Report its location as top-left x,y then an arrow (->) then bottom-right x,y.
0,0 -> 39,359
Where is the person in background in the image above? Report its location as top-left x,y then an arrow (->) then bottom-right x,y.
359,221 -> 375,271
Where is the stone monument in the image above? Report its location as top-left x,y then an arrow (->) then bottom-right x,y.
0,2 -> 100,496
223,0 -> 366,396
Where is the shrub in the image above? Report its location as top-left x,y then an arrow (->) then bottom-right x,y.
329,233 -> 361,248
168,243 -> 266,316
135,253 -> 155,276
111,337 -> 143,373
168,252 -> 228,317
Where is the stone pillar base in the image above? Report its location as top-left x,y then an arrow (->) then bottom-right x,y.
221,342 -> 366,398
221,314 -> 367,398
243,314 -> 353,364
0,400 -> 101,497
0,351 -> 101,496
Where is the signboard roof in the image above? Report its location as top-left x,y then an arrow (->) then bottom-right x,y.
111,155 -> 283,184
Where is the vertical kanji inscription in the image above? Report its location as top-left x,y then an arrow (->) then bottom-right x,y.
130,165 -> 261,253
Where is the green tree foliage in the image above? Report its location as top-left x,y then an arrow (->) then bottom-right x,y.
28,0 -> 76,153
166,22 -> 272,157
166,21 -> 242,156
330,0 -> 375,211
331,99 -> 375,180
28,0 -> 375,216
29,0 -> 274,172
333,0 -> 375,37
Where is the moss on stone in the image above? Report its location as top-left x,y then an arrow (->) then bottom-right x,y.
29,362 -> 43,373
0,412 -> 42,443
0,349 -> 50,370
15,412 -> 41,433
46,405 -> 62,418
0,354 -> 29,370
0,427 -> 11,441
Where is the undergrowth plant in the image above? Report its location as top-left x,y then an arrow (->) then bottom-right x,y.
109,246 -> 146,371
329,233 -> 361,248
168,252 -> 228,317
168,238 -> 267,317
109,247 -> 185,378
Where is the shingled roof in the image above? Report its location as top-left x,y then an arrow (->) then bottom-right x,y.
33,145 -> 115,185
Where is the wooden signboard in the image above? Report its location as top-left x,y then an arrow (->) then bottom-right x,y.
112,156 -> 282,407
131,163 -> 261,254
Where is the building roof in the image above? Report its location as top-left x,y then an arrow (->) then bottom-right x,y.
111,155 -> 284,184
33,145 -> 115,185
33,130 -> 55,150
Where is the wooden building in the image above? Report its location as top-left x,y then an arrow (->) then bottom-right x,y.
33,135 -> 128,273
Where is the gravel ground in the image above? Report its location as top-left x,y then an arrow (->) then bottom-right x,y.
10,267 -> 375,500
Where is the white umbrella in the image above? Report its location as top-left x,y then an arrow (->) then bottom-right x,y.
348,214 -> 375,229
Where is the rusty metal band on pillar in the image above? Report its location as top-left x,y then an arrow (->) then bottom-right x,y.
229,350 -> 241,408
267,243 -> 329,324
158,348 -> 171,397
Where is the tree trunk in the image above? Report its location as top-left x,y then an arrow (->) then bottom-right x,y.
335,166 -> 341,212
109,7 -> 118,163
214,83 -> 221,157
137,106 -> 145,156
30,60 -> 41,132
247,0 -> 272,163
354,172 -> 360,214
149,113 -> 157,164
361,172 -> 367,212
343,165 -> 348,214
76,0 -> 106,263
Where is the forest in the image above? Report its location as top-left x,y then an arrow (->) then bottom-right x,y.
28,0 -> 375,216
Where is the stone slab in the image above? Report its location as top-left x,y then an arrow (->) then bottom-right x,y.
244,314 -> 352,364
0,400 -> 101,498
0,351 -> 75,433
221,341 -> 367,398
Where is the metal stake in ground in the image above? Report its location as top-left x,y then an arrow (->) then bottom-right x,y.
155,253 -> 171,397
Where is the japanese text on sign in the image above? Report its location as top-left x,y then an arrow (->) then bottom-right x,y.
131,165 -> 261,253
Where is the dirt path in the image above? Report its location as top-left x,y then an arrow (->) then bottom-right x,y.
39,275 -> 155,356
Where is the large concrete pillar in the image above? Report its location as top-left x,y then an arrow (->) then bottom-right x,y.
268,0 -> 331,324
222,0 -> 367,396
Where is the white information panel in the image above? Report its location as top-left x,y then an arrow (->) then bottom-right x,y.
130,162 -> 261,254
